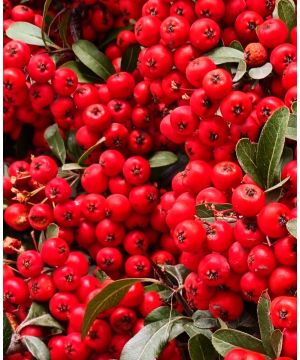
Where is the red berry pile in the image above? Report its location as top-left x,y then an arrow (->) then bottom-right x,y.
3,0 -> 297,359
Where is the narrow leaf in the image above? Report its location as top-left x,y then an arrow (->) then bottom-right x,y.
78,137 -> 105,165
265,177 -> 290,193
58,9 -> 71,47
23,336 -> 50,360
121,44 -> 141,73
41,0 -> 53,48
189,334 -> 218,360
236,139 -> 262,187
66,130 -> 83,162
61,61 -> 102,84
248,63 -> 273,80
257,106 -> 290,188
212,329 -> 267,356
72,40 -> 115,80
278,0 -> 296,30
149,151 -> 178,168
271,329 -> 283,357
144,284 -> 166,293
257,291 -> 274,357
120,317 -> 191,360
82,278 -> 155,337
145,306 -> 179,325
233,60 -> 247,82
61,163 -> 85,171
6,22 -> 56,47
46,223 -> 59,239
44,124 -> 66,164
4,313 -> 13,354
286,219 -> 297,238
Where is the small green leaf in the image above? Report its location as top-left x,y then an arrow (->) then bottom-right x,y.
82,278 -> 155,337
229,40 -> 244,52
236,138 -> 262,187
44,124 -> 66,164
22,336 -> 50,360
163,264 -> 190,286
6,22 -> 56,47
72,40 -> 115,80
196,204 -> 214,218
66,130 -> 83,162
212,329 -> 267,357
257,107 -> 290,188
38,231 -> 46,251
145,306 -> 179,325
46,223 -> 59,239
149,151 -> 178,168
4,313 -> 13,354
94,269 -> 109,283
120,317 -> 191,360
291,101 -> 297,113
233,60 -> 247,82
192,310 -> 219,329
61,163 -> 85,171
248,63 -> 273,80
78,137 -> 106,166
121,44 -> 141,73
271,329 -> 283,357
189,334 -> 218,360
205,47 -> 244,64
257,291 -> 274,357
61,61 -> 102,84
286,219 -> 297,238
278,0 -> 296,30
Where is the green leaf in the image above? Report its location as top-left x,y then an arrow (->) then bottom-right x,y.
256,106 -> 290,188
163,264 -> 190,286
61,61 -> 102,84
58,9 -> 71,48
17,303 -> 63,334
45,223 -> 59,239
188,334 -> 218,360
236,139 -> 262,187
41,0 -> 53,48
78,137 -> 106,166
229,40 -> 244,52
265,176 -> 290,193
100,25 -> 133,48
4,313 -> 13,354
72,40 -> 115,80
121,44 -> 141,73
257,291 -> 274,357
22,336 -> 50,360
205,47 -> 244,64
196,203 -> 233,219
120,317 -> 191,360
145,306 -> 179,325
66,130 -> 83,162
291,101 -> 297,113
233,60 -> 247,82
248,63 -> 273,80
184,323 -> 213,339
286,219 -> 297,238
212,329 -> 267,357
82,278 -> 155,337
6,22 -> 56,47
286,127 -> 297,141
94,269 -> 109,283
271,329 -> 283,357
192,311 -> 219,329
144,283 -> 166,293
61,163 -> 85,171
38,231 -> 46,251
278,0 -> 296,30
264,177 -> 290,203
149,151 -> 178,168
44,124 -> 66,164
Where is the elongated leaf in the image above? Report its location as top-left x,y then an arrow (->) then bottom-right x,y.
145,306 -> 179,325
61,163 -> 85,171
78,137 -> 106,165
205,47 -> 244,64
121,44 -> 141,73
66,130 -> 83,162
72,40 -> 115,80
38,231 -> 46,251
196,204 -> 214,218
257,291 -> 274,357
192,311 -> 219,329
233,60 -> 247,82
58,9 -> 71,47
163,264 -> 190,286
6,22 -> 56,47
236,139 -> 262,187
278,0 -> 296,30
229,40 -> 244,52
265,177 -> 290,193
212,329 -> 267,357
120,317 -> 191,360
82,278 -> 155,337
4,313 -> 13,354
271,329 -> 283,357
189,334 -> 218,360
45,223 -> 59,239
257,107 -> 290,188
286,219 -> 297,238
144,283 -> 166,293
61,61 -> 102,84
41,0 -> 52,48
44,124 -> 66,164
149,151 -> 178,168
248,63 -> 273,80
184,323 -> 213,339
22,336 -> 50,360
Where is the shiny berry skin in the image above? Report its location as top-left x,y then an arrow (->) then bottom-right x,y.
16,250 -> 43,278
123,230 -> 149,255
135,16 -> 161,47
27,53 -> 56,83
173,219 -> 206,252
228,242 -> 249,274
83,104 -> 111,132
190,88 -> 219,118
257,203 -> 291,238
53,265 -> 80,292
107,72 -> 135,99
233,218 -> 264,249
99,150 -> 125,177
45,177 -> 72,203
186,57 -> 216,88
52,68 -> 78,96
4,203 -> 29,231
235,11 -> 263,42
160,16 -> 190,48
281,329 -> 297,358
96,219 -> 125,247
195,0 -> 225,21
270,44 -> 297,76
28,274 -> 56,302
220,91 -> 252,124
211,161 -> 243,191
96,247 -> 123,272
49,292 -> 78,321
232,184 -> 265,217
4,277 -> 29,304
65,251 -> 89,277
64,332 -> 91,360
28,203 -> 54,231
198,253 -> 230,286
85,319 -> 112,352
123,156 -> 151,185
274,236 -> 297,266
11,5 -> 34,22
139,291 -> 164,317
202,68 -> 232,100
255,96 -> 285,123
30,155 -> 58,184
170,106 -> 198,136
257,18 -> 288,49
248,244 -> 276,277
268,267 -> 297,297
240,272 -> 267,303
3,68 -> 26,94
110,306 -> 137,333
54,200 -> 81,228
40,237 -> 70,267
81,164 -> 108,194
270,296 -> 297,329
206,221 -> 234,253
4,40 -> 31,69
140,45 -> 173,80
209,290 -> 244,321
282,62 -> 297,90
125,255 -> 151,278
48,336 -> 68,360
189,18 -> 220,51
119,282 -> 144,308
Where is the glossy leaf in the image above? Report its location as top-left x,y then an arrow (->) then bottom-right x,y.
22,336 -> 50,360
121,44 -> 141,73
78,137 -> 106,165
278,0 -> 296,30
248,63 -> 273,80
189,334 -> 218,360
44,124 -> 66,164
61,61 -> 102,84
149,151 -> 178,168
257,291 -> 274,357
72,40 -> 115,80
286,219 -> 297,238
